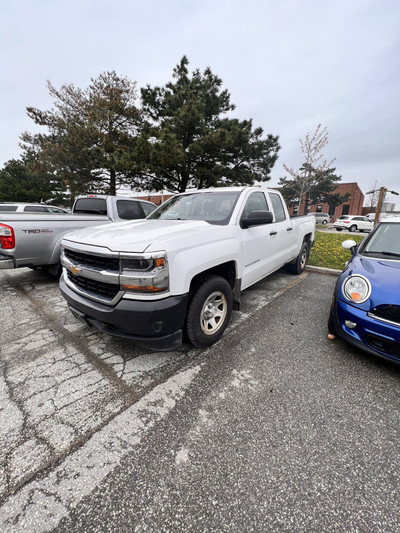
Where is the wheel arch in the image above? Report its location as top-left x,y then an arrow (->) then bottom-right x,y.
188,261 -> 240,309
303,232 -> 313,254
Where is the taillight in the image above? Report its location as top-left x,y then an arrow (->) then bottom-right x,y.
0,224 -> 15,249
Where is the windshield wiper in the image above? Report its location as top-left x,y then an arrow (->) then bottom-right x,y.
364,250 -> 400,257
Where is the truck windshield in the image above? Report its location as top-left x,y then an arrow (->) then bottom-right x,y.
148,191 -> 241,225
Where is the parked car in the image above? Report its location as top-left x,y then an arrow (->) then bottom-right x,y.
0,202 -> 68,213
333,215 -> 373,232
365,213 -> 392,222
59,187 -> 315,350
307,212 -> 330,225
328,216 -> 400,364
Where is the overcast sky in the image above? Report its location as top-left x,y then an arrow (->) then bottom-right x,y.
1,0 -> 399,206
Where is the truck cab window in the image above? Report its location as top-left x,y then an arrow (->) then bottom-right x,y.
242,192 -> 269,217
140,201 -> 157,216
117,200 -> 142,220
74,198 -> 107,214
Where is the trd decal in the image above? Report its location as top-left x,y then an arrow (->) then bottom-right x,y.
22,229 -> 53,234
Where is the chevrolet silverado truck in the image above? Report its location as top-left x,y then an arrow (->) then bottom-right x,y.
59,187 -> 315,350
0,195 -> 156,274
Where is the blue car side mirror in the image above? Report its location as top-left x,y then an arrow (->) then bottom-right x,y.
342,239 -> 357,255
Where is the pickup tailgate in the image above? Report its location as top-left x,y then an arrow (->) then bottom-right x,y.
0,214 -> 110,267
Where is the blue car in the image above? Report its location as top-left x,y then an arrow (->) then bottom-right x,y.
328,217 -> 400,364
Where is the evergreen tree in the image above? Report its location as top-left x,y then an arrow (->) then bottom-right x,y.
324,191 -> 351,213
137,56 -> 280,193
20,72 -> 141,197
0,159 -> 61,203
279,164 -> 343,213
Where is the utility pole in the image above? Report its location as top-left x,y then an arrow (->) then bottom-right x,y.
372,187 -> 399,226
374,187 -> 386,226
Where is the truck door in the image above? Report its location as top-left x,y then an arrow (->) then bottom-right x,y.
240,191 -> 293,289
268,192 -> 294,264
239,191 -> 275,288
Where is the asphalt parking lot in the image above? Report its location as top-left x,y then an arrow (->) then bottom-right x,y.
1,266 -> 400,532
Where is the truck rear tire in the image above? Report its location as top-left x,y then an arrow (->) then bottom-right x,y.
185,275 -> 233,348
287,242 -> 308,275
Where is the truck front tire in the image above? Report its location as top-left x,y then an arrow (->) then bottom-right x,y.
185,275 -> 233,348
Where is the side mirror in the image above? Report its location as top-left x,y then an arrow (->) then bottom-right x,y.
342,239 -> 357,255
242,210 -> 274,228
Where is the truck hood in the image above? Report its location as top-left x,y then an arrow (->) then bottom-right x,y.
62,219 -> 226,253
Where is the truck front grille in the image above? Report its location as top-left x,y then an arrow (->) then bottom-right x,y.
67,271 -> 120,301
64,249 -> 120,272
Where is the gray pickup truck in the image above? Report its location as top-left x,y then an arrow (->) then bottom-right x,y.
0,195 -> 156,274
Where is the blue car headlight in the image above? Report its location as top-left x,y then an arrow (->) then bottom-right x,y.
342,275 -> 371,304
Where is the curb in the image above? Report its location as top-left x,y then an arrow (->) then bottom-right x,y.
305,265 -> 342,275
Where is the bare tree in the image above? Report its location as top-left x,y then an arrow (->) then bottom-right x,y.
280,124 -> 335,213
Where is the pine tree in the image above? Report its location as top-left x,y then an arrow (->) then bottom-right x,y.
20,72 -> 141,198
0,159 -> 62,203
137,56 -> 280,193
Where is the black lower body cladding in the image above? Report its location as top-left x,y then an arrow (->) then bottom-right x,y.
60,277 -> 188,351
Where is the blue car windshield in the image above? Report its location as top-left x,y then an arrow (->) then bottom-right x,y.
147,191 -> 241,225
361,222 -> 400,258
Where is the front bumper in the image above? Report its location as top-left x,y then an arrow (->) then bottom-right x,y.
60,277 -> 188,351
332,298 -> 400,364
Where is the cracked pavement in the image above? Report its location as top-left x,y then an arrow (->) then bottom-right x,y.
0,266 -> 300,508
1,268 -> 400,532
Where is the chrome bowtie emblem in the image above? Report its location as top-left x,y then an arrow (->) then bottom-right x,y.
70,265 -> 81,275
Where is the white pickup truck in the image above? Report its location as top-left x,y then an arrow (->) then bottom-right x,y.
0,195 -> 156,274
59,187 -> 315,350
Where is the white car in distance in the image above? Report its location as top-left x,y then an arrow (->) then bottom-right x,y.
333,215 -> 374,232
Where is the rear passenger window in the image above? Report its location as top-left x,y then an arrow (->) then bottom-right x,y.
269,194 -> 286,222
0,206 -> 18,211
24,206 -> 47,212
117,200 -> 143,220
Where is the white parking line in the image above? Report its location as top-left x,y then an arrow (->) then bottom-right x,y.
0,365 -> 201,533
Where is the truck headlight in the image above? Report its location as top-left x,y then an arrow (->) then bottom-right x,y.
120,253 -> 169,294
342,275 -> 371,304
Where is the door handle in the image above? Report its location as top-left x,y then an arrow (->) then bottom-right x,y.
270,231 -> 277,236
286,227 -> 293,231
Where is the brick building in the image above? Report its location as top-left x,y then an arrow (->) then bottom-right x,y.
289,182 -> 365,220
135,193 -> 174,206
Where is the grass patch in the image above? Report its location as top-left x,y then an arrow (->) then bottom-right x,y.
308,230 -> 365,270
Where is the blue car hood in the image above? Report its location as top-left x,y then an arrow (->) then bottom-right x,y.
340,255 -> 400,310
